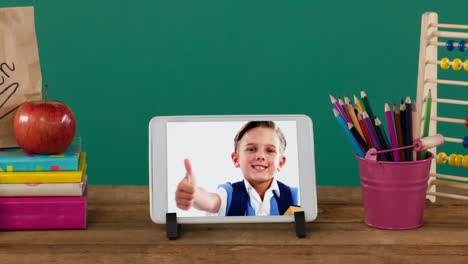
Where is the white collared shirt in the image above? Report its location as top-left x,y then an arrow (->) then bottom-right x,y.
215,178 -> 280,216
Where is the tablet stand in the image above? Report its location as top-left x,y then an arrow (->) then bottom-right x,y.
166,211 -> 306,240
166,213 -> 180,240
294,211 -> 306,238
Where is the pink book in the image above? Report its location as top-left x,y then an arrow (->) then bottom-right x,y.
0,189 -> 87,230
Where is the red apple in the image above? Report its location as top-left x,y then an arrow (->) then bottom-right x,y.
13,100 -> 76,154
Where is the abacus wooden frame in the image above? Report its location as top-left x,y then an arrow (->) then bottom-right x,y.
416,12 -> 468,201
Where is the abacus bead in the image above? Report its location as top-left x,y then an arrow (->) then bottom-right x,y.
446,40 -> 454,51
449,154 -> 457,166
452,58 -> 462,71
463,136 -> 468,148
458,40 -> 467,52
440,58 -> 450,70
464,60 -> 468,71
465,118 -> 468,128
455,155 -> 464,166
463,156 -> 468,167
437,152 -> 447,164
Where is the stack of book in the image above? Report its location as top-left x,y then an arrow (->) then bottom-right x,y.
0,138 -> 87,230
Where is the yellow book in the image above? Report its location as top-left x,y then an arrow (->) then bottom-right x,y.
0,153 -> 87,183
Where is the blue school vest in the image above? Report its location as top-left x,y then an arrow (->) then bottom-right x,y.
218,180 -> 298,216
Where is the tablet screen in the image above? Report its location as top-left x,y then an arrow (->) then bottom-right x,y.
167,120 -> 300,217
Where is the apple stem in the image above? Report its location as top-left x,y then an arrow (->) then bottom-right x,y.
44,84 -> 48,103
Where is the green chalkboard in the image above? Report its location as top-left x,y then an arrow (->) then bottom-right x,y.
1,1 -> 466,185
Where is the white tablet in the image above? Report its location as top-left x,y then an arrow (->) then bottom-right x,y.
149,115 -> 317,224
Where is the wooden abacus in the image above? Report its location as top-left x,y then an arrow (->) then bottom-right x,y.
416,12 -> 468,201
436,152 -> 468,167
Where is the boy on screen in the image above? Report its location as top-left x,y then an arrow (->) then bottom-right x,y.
175,121 -> 298,216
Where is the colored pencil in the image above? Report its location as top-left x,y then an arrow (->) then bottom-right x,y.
348,122 -> 370,152
393,103 -> 406,161
363,112 -> 383,156
421,89 -> 432,159
376,117 -> 392,153
343,94 -> 351,105
346,104 -> 365,140
361,89 -> 376,126
384,102 -> 400,161
354,94 -> 364,113
333,109 -> 365,158
405,97 -> 413,161
374,117 -> 392,161
357,111 -> 373,148
330,95 -> 351,123
338,96 -> 351,122
400,101 -> 407,150
412,102 -> 419,160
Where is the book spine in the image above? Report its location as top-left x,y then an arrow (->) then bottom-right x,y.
0,196 -> 87,230
0,157 -> 79,172
0,156 -> 86,183
0,166 -> 86,183
0,182 -> 85,196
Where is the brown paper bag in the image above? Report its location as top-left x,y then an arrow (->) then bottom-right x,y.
0,6 -> 42,148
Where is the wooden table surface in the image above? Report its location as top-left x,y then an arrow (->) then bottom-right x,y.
2,185 -> 468,264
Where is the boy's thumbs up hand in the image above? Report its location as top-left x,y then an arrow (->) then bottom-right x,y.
175,159 -> 197,210
184,158 -> 196,185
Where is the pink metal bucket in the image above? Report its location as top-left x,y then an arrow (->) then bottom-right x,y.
357,152 -> 433,230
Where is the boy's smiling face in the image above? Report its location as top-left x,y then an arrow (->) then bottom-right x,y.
231,127 -> 286,185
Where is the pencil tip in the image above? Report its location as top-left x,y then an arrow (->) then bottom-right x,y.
360,89 -> 366,97
374,117 -> 381,126
332,108 -> 339,116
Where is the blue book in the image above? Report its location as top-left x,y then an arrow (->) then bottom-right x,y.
0,138 -> 81,172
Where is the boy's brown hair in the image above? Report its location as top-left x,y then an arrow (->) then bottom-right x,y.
233,121 -> 287,154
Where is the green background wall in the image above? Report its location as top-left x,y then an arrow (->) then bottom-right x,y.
2,0 -> 467,185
